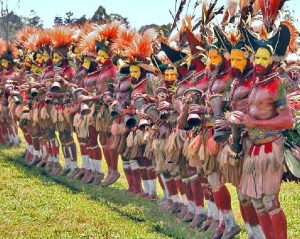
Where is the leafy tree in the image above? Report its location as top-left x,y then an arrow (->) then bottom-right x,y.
0,0 -> 23,40
64,11 -> 76,25
73,14 -> 88,26
138,24 -> 159,33
158,23 -> 172,37
53,15 -> 63,25
0,11 -> 23,41
91,5 -> 109,24
21,9 -> 43,28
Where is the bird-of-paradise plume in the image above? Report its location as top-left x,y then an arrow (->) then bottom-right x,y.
77,33 -> 98,58
239,0 -> 260,24
36,28 -> 53,49
22,33 -> 39,53
92,21 -> 123,43
110,28 -> 138,58
169,0 -> 187,37
125,28 -> 157,63
193,0 -> 224,32
258,0 -> 288,32
221,0 -> 238,28
51,26 -> 74,48
15,26 -> 39,47
168,15 -> 192,48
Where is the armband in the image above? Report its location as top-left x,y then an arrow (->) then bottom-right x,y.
274,97 -> 287,110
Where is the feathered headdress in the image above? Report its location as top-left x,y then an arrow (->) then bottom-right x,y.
120,28 -> 157,73
71,21 -> 94,44
239,0 -> 260,26
92,21 -> 123,54
36,28 -> 53,57
15,26 -> 40,49
109,27 -> 138,60
221,0 -> 238,28
284,52 -> 300,72
258,0 -> 288,33
150,51 -> 174,74
77,33 -> 98,59
1,42 -> 18,62
0,38 -> 6,56
241,21 -> 293,61
51,26 -> 74,58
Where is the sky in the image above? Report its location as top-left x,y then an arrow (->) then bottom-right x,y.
2,0 -> 300,30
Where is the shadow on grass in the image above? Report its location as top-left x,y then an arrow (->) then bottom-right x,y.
0,145 -> 211,239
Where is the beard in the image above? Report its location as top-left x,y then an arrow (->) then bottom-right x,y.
207,65 -> 218,79
254,64 -> 272,76
231,68 -> 243,77
131,77 -> 138,85
53,60 -> 62,67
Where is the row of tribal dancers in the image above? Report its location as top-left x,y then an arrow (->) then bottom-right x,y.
0,20 -> 299,239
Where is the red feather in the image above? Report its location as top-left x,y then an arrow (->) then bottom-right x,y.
36,29 -> 53,48
51,26 -> 74,48
258,0 -> 287,31
110,28 -> 138,57
125,28 -> 157,62
0,38 -> 6,56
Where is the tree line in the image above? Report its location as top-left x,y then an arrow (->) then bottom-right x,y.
0,3 -> 171,41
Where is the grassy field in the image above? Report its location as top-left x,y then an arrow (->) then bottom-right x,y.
0,136 -> 300,239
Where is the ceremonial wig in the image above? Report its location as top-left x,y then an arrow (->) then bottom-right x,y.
92,21 -> 123,55
36,28 -> 53,58
69,21 -> 94,54
0,42 -> 18,63
51,26 -> 74,58
119,28 -> 158,74
109,27 -> 138,65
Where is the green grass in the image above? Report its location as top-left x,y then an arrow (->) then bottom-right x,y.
0,134 -> 300,239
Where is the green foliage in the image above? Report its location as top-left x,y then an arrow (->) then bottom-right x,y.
0,10 -> 23,41
21,9 -> 43,28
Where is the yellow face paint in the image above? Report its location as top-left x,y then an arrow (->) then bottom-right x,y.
35,53 -> 43,64
97,50 -> 109,63
52,52 -> 62,64
82,57 -> 91,70
74,47 -> 82,61
1,59 -> 9,68
164,69 -> 177,82
129,65 -> 141,79
207,49 -> 222,67
230,49 -> 247,73
43,51 -> 50,62
254,48 -> 271,67
31,64 -> 42,75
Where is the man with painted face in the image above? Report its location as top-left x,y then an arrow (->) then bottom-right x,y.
210,35 -> 265,239
188,27 -> 242,239
119,61 -> 158,198
78,24 -> 120,186
230,23 -> 294,239
0,43 -> 21,147
46,26 -> 77,176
